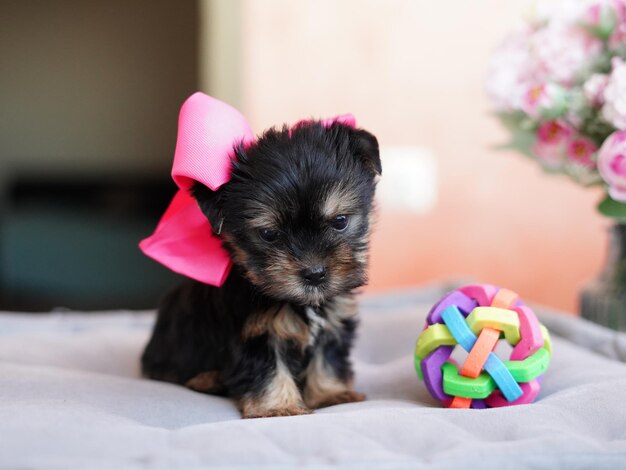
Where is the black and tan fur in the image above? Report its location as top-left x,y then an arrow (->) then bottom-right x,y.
141,121 -> 381,418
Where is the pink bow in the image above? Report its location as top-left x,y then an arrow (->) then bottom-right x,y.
139,92 -> 356,286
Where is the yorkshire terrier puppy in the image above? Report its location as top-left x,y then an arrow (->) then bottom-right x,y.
141,120 -> 381,418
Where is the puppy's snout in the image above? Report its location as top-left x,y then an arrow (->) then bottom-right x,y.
301,265 -> 327,286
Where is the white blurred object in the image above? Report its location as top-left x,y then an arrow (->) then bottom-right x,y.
377,147 -> 438,214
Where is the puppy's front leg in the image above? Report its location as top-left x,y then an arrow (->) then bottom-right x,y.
232,335 -> 311,419
303,347 -> 365,409
303,314 -> 365,409
302,297 -> 366,408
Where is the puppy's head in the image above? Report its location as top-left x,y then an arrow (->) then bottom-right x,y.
193,121 -> 381,306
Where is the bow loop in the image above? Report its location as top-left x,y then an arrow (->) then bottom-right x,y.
172,92 -> 255,191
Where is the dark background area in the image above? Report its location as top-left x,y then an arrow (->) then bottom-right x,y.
0,0 -> 200,310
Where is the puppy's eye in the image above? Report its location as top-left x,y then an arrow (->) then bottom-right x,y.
330,215 -> 349,231
258,228 -> 280,242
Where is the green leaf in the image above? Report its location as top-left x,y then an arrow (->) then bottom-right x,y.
494,130 -> 536,158
496,112 -> 530,133
598,194 -> 626,220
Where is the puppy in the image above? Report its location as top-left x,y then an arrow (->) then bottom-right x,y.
141,120 -> 381,418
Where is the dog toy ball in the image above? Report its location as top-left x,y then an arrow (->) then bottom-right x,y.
414,284 -> 551,408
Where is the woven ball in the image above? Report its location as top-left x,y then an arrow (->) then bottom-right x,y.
414,284 -> 551,408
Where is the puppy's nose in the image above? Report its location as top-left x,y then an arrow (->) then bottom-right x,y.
302,265 -> 327,285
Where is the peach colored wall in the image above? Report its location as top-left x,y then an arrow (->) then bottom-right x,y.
239,0 -> 609,313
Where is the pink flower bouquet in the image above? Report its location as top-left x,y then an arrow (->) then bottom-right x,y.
486,0 -> 626,217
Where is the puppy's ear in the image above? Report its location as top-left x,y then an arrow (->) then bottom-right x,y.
349,129 -> 382,176
192,183 -> 224,235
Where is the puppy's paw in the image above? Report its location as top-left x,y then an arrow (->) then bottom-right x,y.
315,390 -> 366,408
242,405 -> 312,419
185,371 -> 223,393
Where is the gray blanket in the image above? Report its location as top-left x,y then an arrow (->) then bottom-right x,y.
1,286 -> 626,469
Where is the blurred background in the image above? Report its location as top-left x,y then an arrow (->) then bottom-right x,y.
0,0 -> 608,312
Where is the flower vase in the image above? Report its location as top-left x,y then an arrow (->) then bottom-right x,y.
580,223 -> 626,331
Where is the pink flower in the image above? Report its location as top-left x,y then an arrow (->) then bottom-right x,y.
583,73 -> 609,106
522,84 -> 549,117
485,29 -> 537,112
521,83 -> 566,118
586,2 -> 603,23
531,22 -> 602,85
532,120 -> 573,167
566,136 -> 598,167
533,0 -> 589,26
602,57 -> 626,130
533,142 -> 566,167
598,130 -> 626,201
537,120 -> 573,144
